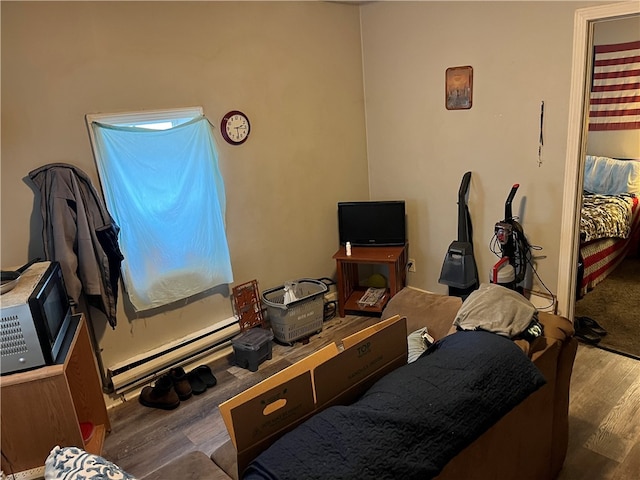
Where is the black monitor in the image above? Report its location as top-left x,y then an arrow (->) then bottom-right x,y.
337,201 -> 406,246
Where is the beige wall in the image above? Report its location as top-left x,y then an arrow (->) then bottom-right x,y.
587,15 -> 640,158
2,1 -> 627,383
1,2 -> 368,374
361,1 -> 614,298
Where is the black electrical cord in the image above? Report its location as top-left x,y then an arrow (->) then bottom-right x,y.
510,220 -> 532,283
526,253 -> 557,310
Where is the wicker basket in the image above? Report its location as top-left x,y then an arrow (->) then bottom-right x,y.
262,279 -> 328,344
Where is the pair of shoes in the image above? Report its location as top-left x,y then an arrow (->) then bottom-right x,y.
577,316 -> 607,336
187,365 -> 218,395
139,374 -> 181,410
138,367 -> 194,410
574,316 -> 607,345
139,365 -> 217,409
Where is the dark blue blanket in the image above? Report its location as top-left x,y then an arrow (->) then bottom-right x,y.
244,331 -> 546,480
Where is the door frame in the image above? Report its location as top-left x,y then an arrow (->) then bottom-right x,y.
557,1 -> 640,318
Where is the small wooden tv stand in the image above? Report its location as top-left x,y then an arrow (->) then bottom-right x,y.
0,314 -> 110,473
333,245 -> 407,317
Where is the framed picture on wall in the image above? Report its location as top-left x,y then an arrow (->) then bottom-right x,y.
445,66 -> 473,110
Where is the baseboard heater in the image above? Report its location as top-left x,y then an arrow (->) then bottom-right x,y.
107,316 -> 240,394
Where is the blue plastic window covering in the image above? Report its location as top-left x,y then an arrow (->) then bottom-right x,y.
91,116 -> 233,311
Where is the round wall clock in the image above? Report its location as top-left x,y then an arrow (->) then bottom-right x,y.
221,110 -> 250,145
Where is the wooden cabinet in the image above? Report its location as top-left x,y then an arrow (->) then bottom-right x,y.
0,315 -> 110,473
333,245 -> 407,317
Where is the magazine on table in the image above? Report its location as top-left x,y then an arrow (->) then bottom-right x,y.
358,287 -> 386,307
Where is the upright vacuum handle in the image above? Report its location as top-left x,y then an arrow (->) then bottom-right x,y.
504,184 -> 519,221
458,171 -> 472,200
457,172 -> 472,242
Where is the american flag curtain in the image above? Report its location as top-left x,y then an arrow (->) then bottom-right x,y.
589,40 -> 640,131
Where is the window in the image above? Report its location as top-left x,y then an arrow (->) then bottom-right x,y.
86,107 -> 233,312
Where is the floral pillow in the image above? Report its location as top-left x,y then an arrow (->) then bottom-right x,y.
45,446 -> 136,480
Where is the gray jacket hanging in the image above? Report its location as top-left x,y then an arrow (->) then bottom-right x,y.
29,163 -> 124,328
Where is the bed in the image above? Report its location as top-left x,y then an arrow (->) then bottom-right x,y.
578,155 -> 640,297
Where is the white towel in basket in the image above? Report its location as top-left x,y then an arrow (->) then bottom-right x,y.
283,281 -> 298,305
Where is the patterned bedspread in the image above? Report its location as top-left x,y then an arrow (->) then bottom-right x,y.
580,192 -> 636,243
579,194 -> 640,296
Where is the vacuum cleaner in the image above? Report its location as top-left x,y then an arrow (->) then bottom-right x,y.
491,183 -> 532,292
439,171 -> 479,299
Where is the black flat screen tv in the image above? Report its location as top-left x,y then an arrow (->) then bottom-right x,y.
338,201 -> 406,246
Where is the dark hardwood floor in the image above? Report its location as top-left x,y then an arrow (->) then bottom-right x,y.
102,314 -> 382,477
102,315 -> 640,479
557,343 -> 640,479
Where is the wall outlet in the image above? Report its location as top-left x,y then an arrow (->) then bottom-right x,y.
408,258 -> 416,273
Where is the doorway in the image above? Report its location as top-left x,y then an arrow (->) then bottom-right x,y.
558,2 -> 640,354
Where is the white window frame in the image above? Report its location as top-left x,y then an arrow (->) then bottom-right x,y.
86,106 -> 203,137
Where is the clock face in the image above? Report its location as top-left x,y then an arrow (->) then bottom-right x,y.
221,110 -> 250,145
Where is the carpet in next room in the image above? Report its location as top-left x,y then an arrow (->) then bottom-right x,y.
575,257 -> 640,359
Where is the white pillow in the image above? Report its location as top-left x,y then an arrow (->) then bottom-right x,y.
45,446 -> 137,480
584,155 -> 640,195
407,327 -> 434,363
